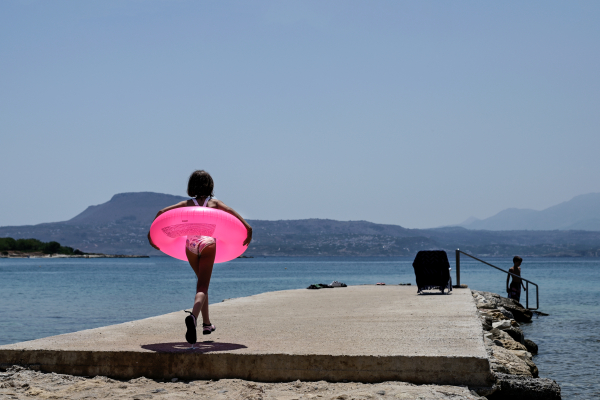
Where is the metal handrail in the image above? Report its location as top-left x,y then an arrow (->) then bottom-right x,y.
455,249 -> 539,310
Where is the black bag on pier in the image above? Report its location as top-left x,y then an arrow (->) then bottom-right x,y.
412,250 -> 452,294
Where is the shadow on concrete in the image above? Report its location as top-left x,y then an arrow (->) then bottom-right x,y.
141,341 -> 247,353
417,292 -> 453,295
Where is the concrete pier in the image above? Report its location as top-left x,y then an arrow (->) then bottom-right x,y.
0,286 -> 494,386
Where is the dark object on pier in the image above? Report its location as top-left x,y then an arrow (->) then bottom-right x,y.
412,250 -> 452,294
306,283 -> 334,289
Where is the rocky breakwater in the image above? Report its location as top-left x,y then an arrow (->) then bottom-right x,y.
472,290 -> 561,400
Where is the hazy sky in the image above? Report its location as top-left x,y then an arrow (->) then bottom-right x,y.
2,1 -> 599,228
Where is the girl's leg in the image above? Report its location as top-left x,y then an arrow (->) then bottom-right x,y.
201,292 -> 210,324
187,244 -> 216,322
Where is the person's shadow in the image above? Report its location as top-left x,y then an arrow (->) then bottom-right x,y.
141,341 -> 247,354
417,292 -> 452,295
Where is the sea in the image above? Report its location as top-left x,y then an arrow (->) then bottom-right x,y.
0,256 -> 598,399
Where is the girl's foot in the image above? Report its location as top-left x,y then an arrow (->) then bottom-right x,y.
203,323 -> 216,335
184,311 -> 197,344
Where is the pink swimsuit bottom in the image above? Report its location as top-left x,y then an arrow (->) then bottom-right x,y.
185,197 -> 216,256
185,235 -> 215,256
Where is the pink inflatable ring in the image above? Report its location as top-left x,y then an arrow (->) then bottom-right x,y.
150,207 -> 248,263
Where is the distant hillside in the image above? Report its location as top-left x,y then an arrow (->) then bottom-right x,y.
2,192 -> 600,257
250,219 -> 413,237
67,192 -> 187,226
460,193 -> 600,231
0,192 -> 186,256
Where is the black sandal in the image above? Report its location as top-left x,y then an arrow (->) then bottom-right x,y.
202,323 -> 216,335
184,310 -> 197,344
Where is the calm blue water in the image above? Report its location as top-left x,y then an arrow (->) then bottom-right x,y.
0,256 -> 598,399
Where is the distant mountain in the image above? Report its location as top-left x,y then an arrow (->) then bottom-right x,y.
458,216 -> 480,226
2,192 -> 600,257
460,193 -> 600,231
250,219 -> 413,237
67,192 -> 187,226
0,192 -> 186,256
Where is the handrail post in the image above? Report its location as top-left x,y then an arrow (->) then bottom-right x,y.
526,281 -> 529,309
455,249 -> 461,286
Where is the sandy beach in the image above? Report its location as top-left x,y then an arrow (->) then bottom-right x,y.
0,366 -> 483,400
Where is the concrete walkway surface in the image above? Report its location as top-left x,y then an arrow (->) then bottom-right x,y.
0,286 -> 494,386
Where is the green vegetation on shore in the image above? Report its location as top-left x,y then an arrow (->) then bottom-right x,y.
0,237 -> 84,256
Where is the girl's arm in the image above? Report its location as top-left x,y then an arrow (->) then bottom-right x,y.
215,200 -> 253,246
147,201 -> 188,250
506,270 -> 511,293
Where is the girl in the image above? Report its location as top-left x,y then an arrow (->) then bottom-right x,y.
148,170 -> 252,344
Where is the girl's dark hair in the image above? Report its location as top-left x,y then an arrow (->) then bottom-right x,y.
187,170 -> 214,198
513,256 -> 523,264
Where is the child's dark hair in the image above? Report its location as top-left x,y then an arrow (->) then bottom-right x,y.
187,170 -> 214,198
513,256 -> 523,264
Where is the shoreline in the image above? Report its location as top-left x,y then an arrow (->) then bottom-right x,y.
0,253 -> 149,259
241,253 -> 600,258
5,252 -> 600,259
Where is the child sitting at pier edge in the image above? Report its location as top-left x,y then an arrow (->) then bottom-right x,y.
506,256 -> 526,302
